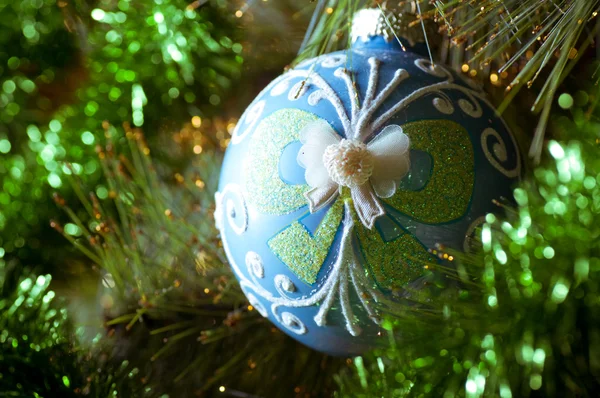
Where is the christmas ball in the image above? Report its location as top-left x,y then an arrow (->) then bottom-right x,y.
215,11 -> 521,356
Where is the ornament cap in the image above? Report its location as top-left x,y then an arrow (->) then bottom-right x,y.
351,1 -> 438,53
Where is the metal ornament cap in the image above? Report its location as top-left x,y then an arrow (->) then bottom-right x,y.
351,1 -> 439,53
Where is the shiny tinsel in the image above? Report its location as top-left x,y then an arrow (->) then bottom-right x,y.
0,262 -> 146,396
0,0 -> 242,268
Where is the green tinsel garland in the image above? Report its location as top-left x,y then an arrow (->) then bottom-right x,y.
0,261 -> 152,396
0,0 -> 242,268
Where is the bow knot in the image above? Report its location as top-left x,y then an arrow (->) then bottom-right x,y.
297,120 -> 411,229
323,139 -> 374,188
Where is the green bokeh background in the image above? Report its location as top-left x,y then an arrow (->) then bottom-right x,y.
0,0 -> 244,268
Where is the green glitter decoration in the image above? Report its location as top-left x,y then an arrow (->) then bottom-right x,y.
385,119 -> 474,224
261,118 -> 472,289
269,199 -> 344,285
356,217 -> 434,290
245,109 -> 318,215
353,119 -> 473,290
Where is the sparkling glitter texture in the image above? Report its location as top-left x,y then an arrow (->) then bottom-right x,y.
356,217 -> 434,290
269,199 -> 344,285
245,109 -> 317,215
385,119 -> 475,223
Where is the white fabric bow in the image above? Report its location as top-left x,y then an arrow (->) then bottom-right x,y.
297,120 -> 411,229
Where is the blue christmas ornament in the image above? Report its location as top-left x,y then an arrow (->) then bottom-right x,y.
215,5 -> 521,356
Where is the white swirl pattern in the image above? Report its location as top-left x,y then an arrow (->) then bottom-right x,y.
270,80 -> 290,97
231,100 -> 265,145
458,98 -> 483,118
215,184 -> 248,235
281,312 -> 307,334
414,58 -> 447,78
481,128 -> 521,178
321,54 -> 347,68
246,251 -> 264,279
433,96 -> 455,115
246,292 -> 268,317
274,274 -> 296,296
288,81 -> 308,101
